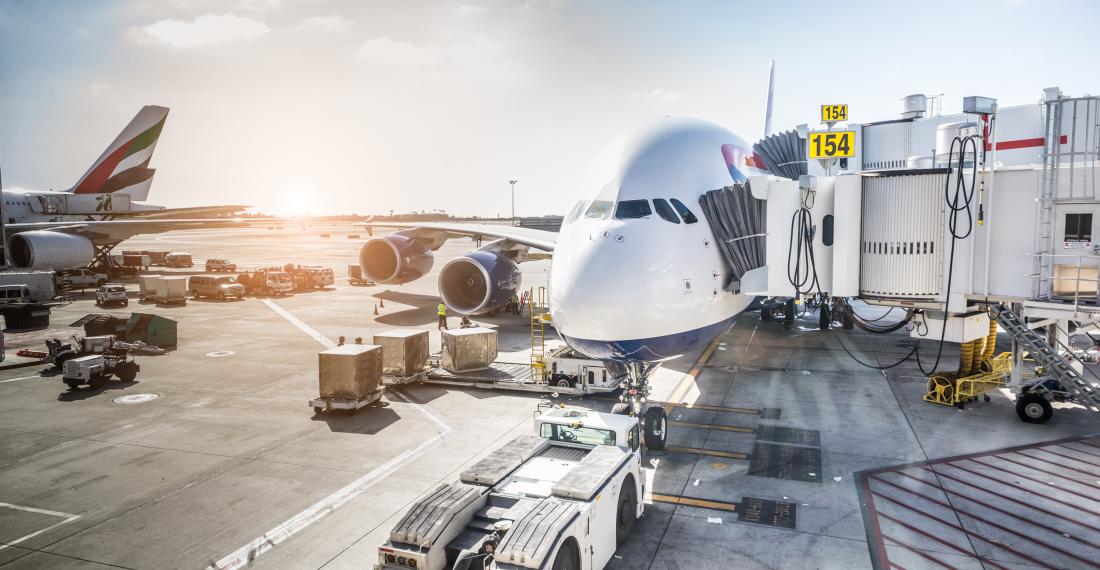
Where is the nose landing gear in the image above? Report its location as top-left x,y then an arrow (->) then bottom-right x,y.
616,361 -> 668,451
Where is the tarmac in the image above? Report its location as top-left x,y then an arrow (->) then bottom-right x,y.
1,225 -> 1099,569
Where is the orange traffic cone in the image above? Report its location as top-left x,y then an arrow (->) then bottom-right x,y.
373,304 -> 379,315
380,299 -> 385,308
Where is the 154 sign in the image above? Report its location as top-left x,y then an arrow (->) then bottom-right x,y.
808,131 -> 855,159
820,104 -> 848,123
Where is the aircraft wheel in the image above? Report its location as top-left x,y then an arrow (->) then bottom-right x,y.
644,406 -> 668,450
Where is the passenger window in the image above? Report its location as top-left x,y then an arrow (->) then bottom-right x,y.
584,200 -> 613,220
669,198 -> 699,224
653,199 -> 680,224
614,199 -> 652,220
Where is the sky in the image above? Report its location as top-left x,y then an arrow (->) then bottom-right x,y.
1,0 -> 1099,217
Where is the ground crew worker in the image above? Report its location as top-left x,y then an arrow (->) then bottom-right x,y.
437,303 -> 448,330
510,293 -> 521,316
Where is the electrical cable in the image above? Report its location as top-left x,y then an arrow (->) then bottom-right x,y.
913,134 -> 980,376
786,188 -> 821,302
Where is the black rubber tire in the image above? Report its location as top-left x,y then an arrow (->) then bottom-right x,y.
89,374 -> 107,390
761,308 -> 772,322
191,290 -> 200,299
644,406 -> 668,450
555,378 -> 572,388
64,381 -> 80,391
1016,393 -> 1053,424
819,305 -> 831,331
616,476 -> 637,546
551,539 -> 579,570
122,300 -> 128,307
115,362 -> 137,383
611,403 -> 631,415
313,406 -> 323,415
54,353 -> 74,370
783,300 -> 795,322
219,291 -> 226,301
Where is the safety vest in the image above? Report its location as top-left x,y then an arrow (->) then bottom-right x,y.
437,303 -> 447,316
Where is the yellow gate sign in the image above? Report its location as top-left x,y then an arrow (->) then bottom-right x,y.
808,130 -> 855,159
820,104 -> 848,123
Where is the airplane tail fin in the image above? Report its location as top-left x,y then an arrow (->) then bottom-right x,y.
67,105 -> 169,201
762,60 -> 775,138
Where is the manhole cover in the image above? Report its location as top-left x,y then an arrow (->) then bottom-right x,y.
205,351 -> 236,358
114,393 -> 160,404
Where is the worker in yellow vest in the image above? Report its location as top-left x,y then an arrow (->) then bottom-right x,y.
437,303 -> 448,330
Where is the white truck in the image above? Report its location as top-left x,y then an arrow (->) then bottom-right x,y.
206,258 -> 237,272
0,271 -> 56,303
376,407 -> 644,570
56,268 -> 108,290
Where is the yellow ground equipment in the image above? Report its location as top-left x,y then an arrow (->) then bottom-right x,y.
530,286 -> 548,381
924,317 -> 1012,408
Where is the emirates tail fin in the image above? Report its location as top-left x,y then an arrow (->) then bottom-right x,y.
67,105 -> 169,201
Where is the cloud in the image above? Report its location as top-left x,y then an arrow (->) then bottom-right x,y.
292,14 -> 355,34
128,13 -> 270,49
355,37 -> 445,66
631,88 -> 681,103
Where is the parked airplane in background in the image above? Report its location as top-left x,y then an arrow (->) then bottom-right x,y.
2,105 -> 249,270
362,116 -> 769,449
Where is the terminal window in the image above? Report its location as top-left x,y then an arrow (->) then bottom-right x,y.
1065,213 -> 1093,241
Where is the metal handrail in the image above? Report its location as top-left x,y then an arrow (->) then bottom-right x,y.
1027,251 -> 1100,308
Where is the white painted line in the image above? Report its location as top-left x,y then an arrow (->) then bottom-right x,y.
0,375 -> 43,384
261,298 -> 337,349
213,300 -> 452,569
0,501 -> 81,552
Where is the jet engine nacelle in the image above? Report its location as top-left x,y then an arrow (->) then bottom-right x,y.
439,251 -> 523,315
359,235 -> 434,284
8,231 -> 95,270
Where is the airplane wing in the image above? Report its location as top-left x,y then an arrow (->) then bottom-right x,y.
5,218 -> 249,245
366,222 -> 556,252
106,205 -> 250,218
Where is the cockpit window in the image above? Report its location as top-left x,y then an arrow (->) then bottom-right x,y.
565,201 -> 588,224
653,199 -> 680,224
614,199 -> 651,220
584,200 -> 613,220
669,198 -> 699,224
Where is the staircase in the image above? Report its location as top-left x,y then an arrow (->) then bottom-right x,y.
995,306 -> 1100,414
530,286 -> 547,382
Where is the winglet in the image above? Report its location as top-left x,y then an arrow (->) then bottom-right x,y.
68,105 -> 169,200
763,60 -> 775,138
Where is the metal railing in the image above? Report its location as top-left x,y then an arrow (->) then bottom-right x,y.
1027,252 -> 1100,308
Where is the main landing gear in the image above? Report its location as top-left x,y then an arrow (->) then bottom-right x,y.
612,362 -> 668,450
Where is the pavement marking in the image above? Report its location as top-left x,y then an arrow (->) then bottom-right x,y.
646,492 -> 738,512
213,301 -> 453,570
670,420 -> 754,434
0,375 -> 44,384
261,298 -> 337,349
664,446 -> 748,460
661,336 -> 724,415
660,403 -> 761,415
0,501 -> 81,552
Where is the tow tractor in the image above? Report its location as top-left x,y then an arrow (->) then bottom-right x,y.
61,336 -> 139,390
376,406 -> 644,570
46,334 -> 116,369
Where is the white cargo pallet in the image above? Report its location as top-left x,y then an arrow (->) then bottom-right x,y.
424,362 -> 619,395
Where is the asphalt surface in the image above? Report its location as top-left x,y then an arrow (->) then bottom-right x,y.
0,225 -> 1098,569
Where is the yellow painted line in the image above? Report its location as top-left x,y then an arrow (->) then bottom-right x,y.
664,446 -> 749,460
661,403 -> 760,415
671,421 -> 754,434
663,336 -> 724,414
647,493 -> 738,512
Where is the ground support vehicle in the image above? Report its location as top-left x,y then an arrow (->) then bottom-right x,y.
62,349 -> 139,390
138,275 -> 159,301
237,270 -> 293,296
45,334 -> 115,369
153,277 -> 188,305
95,284 -> 129,307
56,269 -> 107,290
164,252 -> 193,268
206,259 -> 237,272
420,345 -> 623,396
347,264 -> 375,286
375,407 -> 644,570
189,275 -> 245,300
309,388 -> 386,415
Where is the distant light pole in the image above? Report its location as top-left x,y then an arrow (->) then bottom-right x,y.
508,180 -> 518,224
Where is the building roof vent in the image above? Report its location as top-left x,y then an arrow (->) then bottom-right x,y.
901,94 -> 927,119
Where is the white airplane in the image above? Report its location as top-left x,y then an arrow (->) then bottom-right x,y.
361,67 -> 779,449
2,106 -> 248,269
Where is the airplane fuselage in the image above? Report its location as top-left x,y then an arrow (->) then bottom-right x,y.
0,189 -> 164,224
548,118 -> 761,361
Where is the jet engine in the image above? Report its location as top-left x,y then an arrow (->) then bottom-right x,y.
439,251 -> 522,315
359,235 -> 434,284
8,231 -> 95,270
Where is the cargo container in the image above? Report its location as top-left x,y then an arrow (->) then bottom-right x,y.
374,329 -> 429,378
441,327 -> 498,373
310,344 -> 385,413
154,276 -> 188,304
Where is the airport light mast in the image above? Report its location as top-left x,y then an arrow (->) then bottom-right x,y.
508,179 -> 518,225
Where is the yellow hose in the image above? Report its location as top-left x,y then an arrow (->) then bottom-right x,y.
958,340 -> 975,376
982,317 -> 997,359
970,336 -> 986,373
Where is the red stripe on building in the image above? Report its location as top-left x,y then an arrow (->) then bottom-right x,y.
987,135 -> 1068,151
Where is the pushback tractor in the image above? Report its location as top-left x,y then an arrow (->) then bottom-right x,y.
375,407 -> 644,570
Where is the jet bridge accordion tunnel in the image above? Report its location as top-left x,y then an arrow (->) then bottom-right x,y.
702,175 -> 862,299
